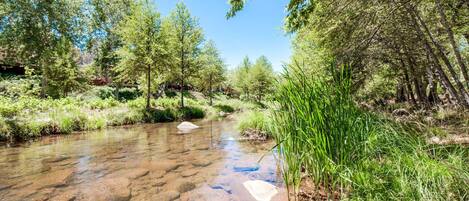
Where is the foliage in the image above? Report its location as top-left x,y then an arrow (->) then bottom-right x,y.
87,0 -> 133,80
168,2 -> 204,107
237,110 -> 269,133
249,56 -> 275,102
44,38 -> 87,98
272,63 -> 469,199
0,0 -> 86,96
115,0 -> 170,109
232,56 -> 275,102
195,40 -> 226,105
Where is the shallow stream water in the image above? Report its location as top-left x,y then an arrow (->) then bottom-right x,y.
0,119 -> 287,201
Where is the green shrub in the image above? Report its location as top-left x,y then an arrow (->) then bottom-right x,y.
97,86 -> 115,99
214,104 -> 235,113
117,87 -> 140,101
164,90 -> 177,98
177,106 -> 205,119
88,98 -> 120,109
0,117 -> 12,140
143,108 -> 176,123
237,110 -> 269,133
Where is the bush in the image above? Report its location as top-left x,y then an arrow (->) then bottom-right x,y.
97,86 -> 115,99
164,90 -> 177,98
143,108 -> 176,123
177,106 -> 205,120
214,104 -> 235,113
117,87 -> 140,101
237,110 -> 269,133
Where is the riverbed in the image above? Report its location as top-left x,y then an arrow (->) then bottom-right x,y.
0,119 -> 287,201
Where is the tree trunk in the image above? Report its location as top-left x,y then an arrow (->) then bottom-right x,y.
402,59 -> 416,104
426,66 -> 439,104
146,64 -> 151,110
435,0 -> 469,87
180,35 -> 185,108
209,74 -> 213,106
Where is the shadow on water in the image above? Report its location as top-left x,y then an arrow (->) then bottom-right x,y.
0,119 -> 287,201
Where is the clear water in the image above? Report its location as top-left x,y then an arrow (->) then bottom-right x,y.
0,119 -> 287,201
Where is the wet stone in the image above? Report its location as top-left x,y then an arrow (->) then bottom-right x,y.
12,181 -> 33,189
181,169 -> 199,177
154,179 -> 167,187
191,159 -> 212,167
176,181 -> 196,193
34,169 -> 74,189
154,190 -> 180,201
0,184 -> 12,191
79,177 -> 131,201
107,168 -> 149,180
43,156 -> 71,163
50,190 -> 78,201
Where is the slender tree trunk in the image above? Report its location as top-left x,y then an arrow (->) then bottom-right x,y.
40,76 -> 47,98
426,66 -> 439,104
405,53 -> 426,105
402,59 -> 416,104
180,34 -> 185,108
209,74 -> 213,106
435,0 -> 469,87
146,64 -> 151,110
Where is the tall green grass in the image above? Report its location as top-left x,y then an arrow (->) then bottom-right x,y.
271,63 -> 469,200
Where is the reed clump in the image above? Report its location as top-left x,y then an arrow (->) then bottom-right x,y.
271,63 -> 469,200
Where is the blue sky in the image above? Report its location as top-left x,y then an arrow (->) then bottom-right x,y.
155,0 -> 292,71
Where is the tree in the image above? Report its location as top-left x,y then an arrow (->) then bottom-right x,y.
168,2 -> 204,108
249,56 -> 275,102
233,56 -> 252,99
45,38 -> 85,98
0,0 -> 85,97
114,0 -> 170,109
196,40 -> 226,105
87,0 -> 133,81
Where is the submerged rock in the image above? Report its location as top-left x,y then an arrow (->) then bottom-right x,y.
106,168 -> 149,180
181,169 -> 199,177
177,121 -> 200,131
176,181 -> 196,193
233,162 -> 260,172
154,191 -> 180,201
34,169 -> 74,189
243,180 -> 278,201
43,156 -> 71,163
191,159 -> 212,167
140,160 -> 182,173
79,177 -> 131,201
0,184 -> 12,191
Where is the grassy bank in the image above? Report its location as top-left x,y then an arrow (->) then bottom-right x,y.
0,83 -> 255,141
269,65 -> 469,200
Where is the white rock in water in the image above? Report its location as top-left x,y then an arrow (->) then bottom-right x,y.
177,121 -> 200,130
243,180 -> 278,201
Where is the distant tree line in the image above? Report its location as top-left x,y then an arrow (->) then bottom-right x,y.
0,0 -> 275,108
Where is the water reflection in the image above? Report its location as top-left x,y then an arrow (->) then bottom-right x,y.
0,119 -> 286,201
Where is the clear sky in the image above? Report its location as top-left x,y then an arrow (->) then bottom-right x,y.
155,0 -> 292,72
